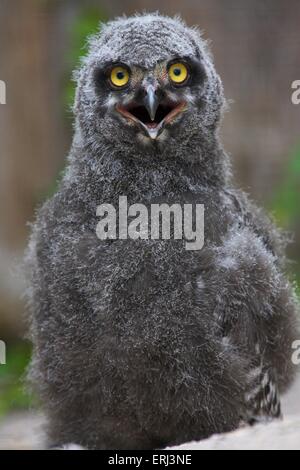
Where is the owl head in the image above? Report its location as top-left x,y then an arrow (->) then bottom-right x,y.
74,13 -> 225,157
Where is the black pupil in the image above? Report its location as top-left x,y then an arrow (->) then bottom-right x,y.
174,68 -> 181,76
117,71 -> 125,80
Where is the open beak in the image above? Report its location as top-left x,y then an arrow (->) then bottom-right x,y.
116,85 -> 187,140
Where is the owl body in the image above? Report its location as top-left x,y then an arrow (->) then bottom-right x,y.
27,14 -> 298,449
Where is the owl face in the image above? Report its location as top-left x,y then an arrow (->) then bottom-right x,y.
93,56 -> 207,142
76,15 -> 225,153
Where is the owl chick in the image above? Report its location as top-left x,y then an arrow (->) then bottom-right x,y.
26,13 -> 299,449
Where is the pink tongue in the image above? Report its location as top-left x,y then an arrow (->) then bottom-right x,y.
146,122 -> 158,129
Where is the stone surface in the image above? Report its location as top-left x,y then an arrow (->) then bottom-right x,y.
0,412 -> 45,450
169,417 -> 300,450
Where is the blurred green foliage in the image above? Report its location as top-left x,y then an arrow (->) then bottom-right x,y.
64,6 -> 107,110
271,145 -> 300,292
272,147 -> 300,227
41,7 -> 107,203
1,8 -> 108,419
40,7 -> 107,203
0,342 -> 32,418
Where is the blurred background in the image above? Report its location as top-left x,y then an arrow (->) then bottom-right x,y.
0,0 -> 299,419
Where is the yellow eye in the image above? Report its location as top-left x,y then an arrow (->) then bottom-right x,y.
110,66 -> 130,88
168,62 -> 189,84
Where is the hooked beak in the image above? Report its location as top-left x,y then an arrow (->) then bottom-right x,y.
143,85 -> 159,122
116,84 -> 187,140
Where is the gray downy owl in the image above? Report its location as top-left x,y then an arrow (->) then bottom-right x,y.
26,13 -> 299,449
